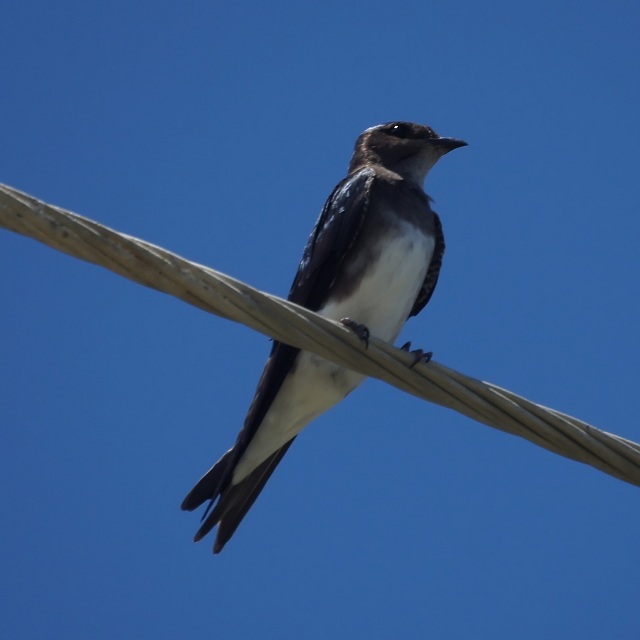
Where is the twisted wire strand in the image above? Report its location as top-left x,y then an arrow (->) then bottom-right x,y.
2,183 -> 638,488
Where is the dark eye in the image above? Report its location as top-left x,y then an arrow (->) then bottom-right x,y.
387,123 -> 413,138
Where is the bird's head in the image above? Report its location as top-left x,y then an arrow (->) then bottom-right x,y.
349,121 -> 467,185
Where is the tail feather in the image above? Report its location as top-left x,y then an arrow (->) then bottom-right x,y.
182,439 -> 296,553
181,449 -> 235,512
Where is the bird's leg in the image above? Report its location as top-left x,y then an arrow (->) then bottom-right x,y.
400,341 -> 433,369
340,317 -> 370,349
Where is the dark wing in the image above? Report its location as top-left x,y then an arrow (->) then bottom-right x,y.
409,211 -> 445,317
287,167 -> 374,309
181,168 -> 374,552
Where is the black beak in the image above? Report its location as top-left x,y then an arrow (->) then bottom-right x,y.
430,137 -> 468,152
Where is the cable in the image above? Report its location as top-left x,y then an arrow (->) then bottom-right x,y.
2,183 -> 639,488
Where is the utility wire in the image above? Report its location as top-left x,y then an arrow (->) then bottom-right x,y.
2,183 -> 639,488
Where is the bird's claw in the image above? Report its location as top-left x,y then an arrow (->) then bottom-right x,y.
340,318 -> 370,349
401,341 -> 432,368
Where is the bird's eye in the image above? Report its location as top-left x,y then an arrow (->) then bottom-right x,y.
388,123 -> 412,138
382,122 -> 438,140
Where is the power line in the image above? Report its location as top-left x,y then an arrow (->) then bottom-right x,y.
2,183 -> 639,488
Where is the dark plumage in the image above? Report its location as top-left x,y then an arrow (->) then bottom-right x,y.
182,122 -> 466,553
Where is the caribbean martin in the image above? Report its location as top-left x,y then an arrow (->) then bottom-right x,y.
181,121 -> 466,553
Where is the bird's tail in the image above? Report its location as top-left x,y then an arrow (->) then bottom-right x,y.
181,448 -> 235,513
181,440 -> 295,553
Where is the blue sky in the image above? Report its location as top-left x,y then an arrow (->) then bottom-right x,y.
2,1 -> 639,638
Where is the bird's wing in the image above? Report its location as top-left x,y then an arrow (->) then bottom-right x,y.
409,211 -> 445,317
181,168 -> 374,552
287,167 -> 374,310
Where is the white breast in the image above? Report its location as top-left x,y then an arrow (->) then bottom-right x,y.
231,219 -> 434,483
318,220 -> 434,341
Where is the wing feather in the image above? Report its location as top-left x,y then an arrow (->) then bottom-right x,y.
181,168 -> 374,552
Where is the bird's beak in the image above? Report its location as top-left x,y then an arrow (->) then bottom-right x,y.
430,137 -> 468,152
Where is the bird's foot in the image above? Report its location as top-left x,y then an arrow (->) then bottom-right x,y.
400,341 -> 433,369
340,318 -> 370,349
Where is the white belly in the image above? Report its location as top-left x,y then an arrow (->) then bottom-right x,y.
318,224 -> 434,339
232,223 -> 434,482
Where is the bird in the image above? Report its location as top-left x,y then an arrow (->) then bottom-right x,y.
181,121 -> 467,553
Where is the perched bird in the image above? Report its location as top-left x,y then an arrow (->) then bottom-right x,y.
181,121 -> 466,553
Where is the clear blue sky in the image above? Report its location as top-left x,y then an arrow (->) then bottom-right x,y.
2,2 -> 639,638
